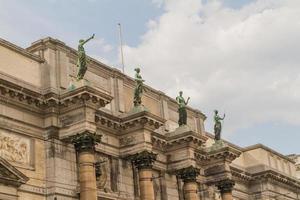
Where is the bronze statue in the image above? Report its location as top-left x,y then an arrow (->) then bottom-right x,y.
133,68 -> 146,106
176,91 -> 190,126
76,34 -> 95,80
214,110 -> 225,140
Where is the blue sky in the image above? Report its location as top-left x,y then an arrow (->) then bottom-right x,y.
0,0 -> 299,155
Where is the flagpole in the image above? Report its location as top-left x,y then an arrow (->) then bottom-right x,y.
118,23 -> 125,74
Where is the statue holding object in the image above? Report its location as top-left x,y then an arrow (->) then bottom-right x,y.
176,91 -> 190,126
133,68 -> 146,106
214,110 -> 225,141
76,34 -> 95,80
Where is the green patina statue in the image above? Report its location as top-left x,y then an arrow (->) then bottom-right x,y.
214,110 -> 225,140
176,91 -> 190,126
76,34 -> 95,80
133,68 -> 146,106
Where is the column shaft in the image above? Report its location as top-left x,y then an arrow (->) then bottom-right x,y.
139,168 -> 155,200
176,166 -> 201,200
78,152 -> 97,200
130,150 -> 157,200
71,132 -> 101,200
221,192 -> 233,200
183,182 -> 199,200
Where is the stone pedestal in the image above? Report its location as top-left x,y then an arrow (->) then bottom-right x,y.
177,166 -> 200,200
72,131 -> 101,200
216,180 -> 235,200
131,150 -> 157,200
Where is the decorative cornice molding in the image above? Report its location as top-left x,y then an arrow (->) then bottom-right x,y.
151,131 -> 207,152
230,166 -> 253,182
231,166 -> 300,190
0,79 -> 112,113
252,170 -> 300,189
95,110 -> 165,133
195,145 -> 241,165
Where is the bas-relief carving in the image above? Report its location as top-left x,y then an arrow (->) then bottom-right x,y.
95,155 -> 119,193
120,136 -> 135,147
95,154 -> 114,192
60,112 -> 84,127
0,131 -> 31,165
97,156 -> 109,189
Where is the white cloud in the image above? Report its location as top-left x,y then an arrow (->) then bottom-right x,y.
123,0 -> 300,135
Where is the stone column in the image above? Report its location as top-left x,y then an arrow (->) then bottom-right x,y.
216,180 -> 235,200
72,131 -> 101,200
131,150 -> 157,200
177,166 -> 200,200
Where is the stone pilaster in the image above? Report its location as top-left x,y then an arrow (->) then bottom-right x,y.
131,150 -> 157,200
71,131 -> 101,200
177,166 -> 200,200
216,179 -> 235,200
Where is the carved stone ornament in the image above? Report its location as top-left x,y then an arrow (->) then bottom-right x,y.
216,179 -> 235,193
0,80 -> 112,113
71,131 -> 102,153
130,150 -> 157,170
0,156 -> 29,187
176,166 -> 200,183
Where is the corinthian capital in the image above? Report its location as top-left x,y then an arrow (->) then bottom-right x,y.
131,150 -> 157,170
176,166 -> 200,183
216,179 -> 235,193
71,131 -> 101,153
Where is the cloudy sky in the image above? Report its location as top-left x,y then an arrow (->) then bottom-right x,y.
1,0 -> 300,155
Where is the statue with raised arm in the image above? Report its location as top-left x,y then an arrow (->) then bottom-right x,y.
214,110 -> 225,140
176,91 -> 190,126
133,68 -> 146,106
76,34 -> 95,80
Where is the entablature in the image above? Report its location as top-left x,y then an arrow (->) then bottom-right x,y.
0,78 -> 113,114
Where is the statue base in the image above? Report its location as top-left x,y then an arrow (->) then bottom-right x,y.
208,140 -> 227,152
129,105 -> 149,114
165,125 -> 191,137
68,78 -> 91,91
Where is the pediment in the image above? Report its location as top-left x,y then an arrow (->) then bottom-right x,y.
0,156 -> 29,187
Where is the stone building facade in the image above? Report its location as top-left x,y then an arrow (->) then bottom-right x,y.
0,37 -> 300,200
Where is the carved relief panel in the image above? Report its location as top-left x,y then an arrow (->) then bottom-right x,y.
95,153 -> 119,193
0,130 -> 32,166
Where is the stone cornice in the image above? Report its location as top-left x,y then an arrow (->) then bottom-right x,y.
0,38 -> 44,63
231,166 -> 300,190
195,145 -> 242,165
95,110 -> 165,133
151,131 -> 207,152
59,86 -> 112,108
252,170 -> 300,189
0,79 -> 112,113
230,166 -> 253,182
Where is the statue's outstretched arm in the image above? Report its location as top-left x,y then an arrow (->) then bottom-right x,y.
82,34 -> 95,45
185,97 -> 190,105
222,114 -> 226,120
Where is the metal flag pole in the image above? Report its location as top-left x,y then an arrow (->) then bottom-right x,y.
118,23 -> 125,74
